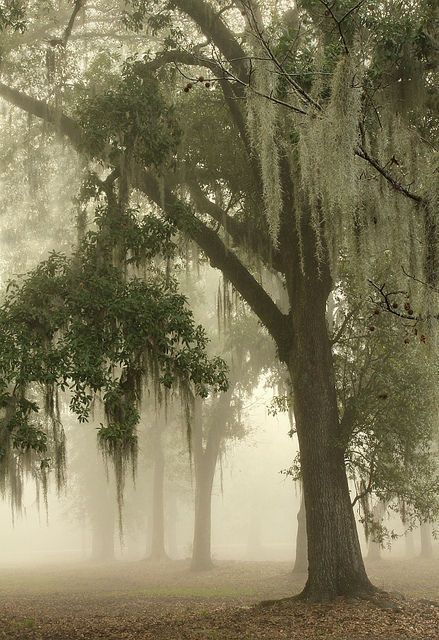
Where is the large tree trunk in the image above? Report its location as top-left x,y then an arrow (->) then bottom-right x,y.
420,521 -> 434,559
293,492 -> 308,573
148,422 -> 168,561
287,264 -> 375,601
191,457 -> 215,570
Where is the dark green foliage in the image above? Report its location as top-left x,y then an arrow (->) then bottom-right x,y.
332,287 -> 439,537
76,60 -> 181,168
0,191 -> 227,504
0,0 -> 26,34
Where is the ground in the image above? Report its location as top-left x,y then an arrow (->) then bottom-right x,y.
0,558 -> 437,639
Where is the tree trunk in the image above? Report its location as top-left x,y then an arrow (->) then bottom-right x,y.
367,538 -> 381,562
90,490 -> 115,562
287,267 -> 375,601
405,528 -> 415,557
293,492 -> 308,573
91,514 -> 115,561
420,521 -> 434,559
148,423 -> 168,561
367,501 -> 387,562
191,395 -> 230,571
191,458 -> 215,570
166,489 -> 178,559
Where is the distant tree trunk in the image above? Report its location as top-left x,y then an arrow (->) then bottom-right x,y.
420,521 -> 434,559
191,457 -> 215,570
367,538 -> 381,562
148,421 -> 168,561
367,501 -> 387,562
191,392 -> 231,571
167,489 -> 178,559
293,492 -> 308,573
90,490 -> 115,561
405,528 -> 415,557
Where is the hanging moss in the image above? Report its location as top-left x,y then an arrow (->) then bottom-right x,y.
0,178 -> 228,519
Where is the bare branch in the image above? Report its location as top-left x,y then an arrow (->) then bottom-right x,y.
62,0 -> 84,47
355,146 -> 427,206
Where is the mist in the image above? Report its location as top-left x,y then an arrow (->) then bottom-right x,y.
0,1 -> 438,639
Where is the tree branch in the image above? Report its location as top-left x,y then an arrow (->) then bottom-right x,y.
172,0 -> 247,79
185,178 -> 283,273
355,146 -> 427,206
0,82 -> 84,148
137,49 -> 255,162
135,170 -> 289,351
0,82 -> 291,354
62,0 -> 84,46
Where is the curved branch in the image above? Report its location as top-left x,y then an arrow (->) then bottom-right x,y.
0,82 -> 291,353
135,170 -> 289,350
62,0 -> 84,46
0,82 -> 84,148
186,178 -> 282,273
173,0 -> 247,79
137,49 -> 254,160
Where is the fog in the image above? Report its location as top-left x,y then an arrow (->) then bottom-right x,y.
0,2 -> 438,638
0,384 -> 298,563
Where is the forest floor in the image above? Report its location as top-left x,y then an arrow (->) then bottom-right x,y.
0,557 -> 437,639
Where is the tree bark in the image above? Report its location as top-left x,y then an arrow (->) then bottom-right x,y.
287,262 -> 375,601
293,492 -> 308,573
420,521 -> 434,559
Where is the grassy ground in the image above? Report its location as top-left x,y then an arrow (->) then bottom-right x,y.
0,557 -> 437,639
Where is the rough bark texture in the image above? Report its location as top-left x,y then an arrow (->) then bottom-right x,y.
293,492 -> 308,574
286,240 -> 375,601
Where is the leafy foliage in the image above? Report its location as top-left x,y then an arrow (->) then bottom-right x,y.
0,186 -> 227,511
76,59 -> 181,168
0,0 -> 26,35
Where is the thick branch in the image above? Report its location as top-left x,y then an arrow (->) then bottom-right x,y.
0,83 -> 290,352
136,171 -> 289,350
173,0 -> 247,79
62,0 -> 84,46
186,178 -> 282,273
0,82 -> 83,148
